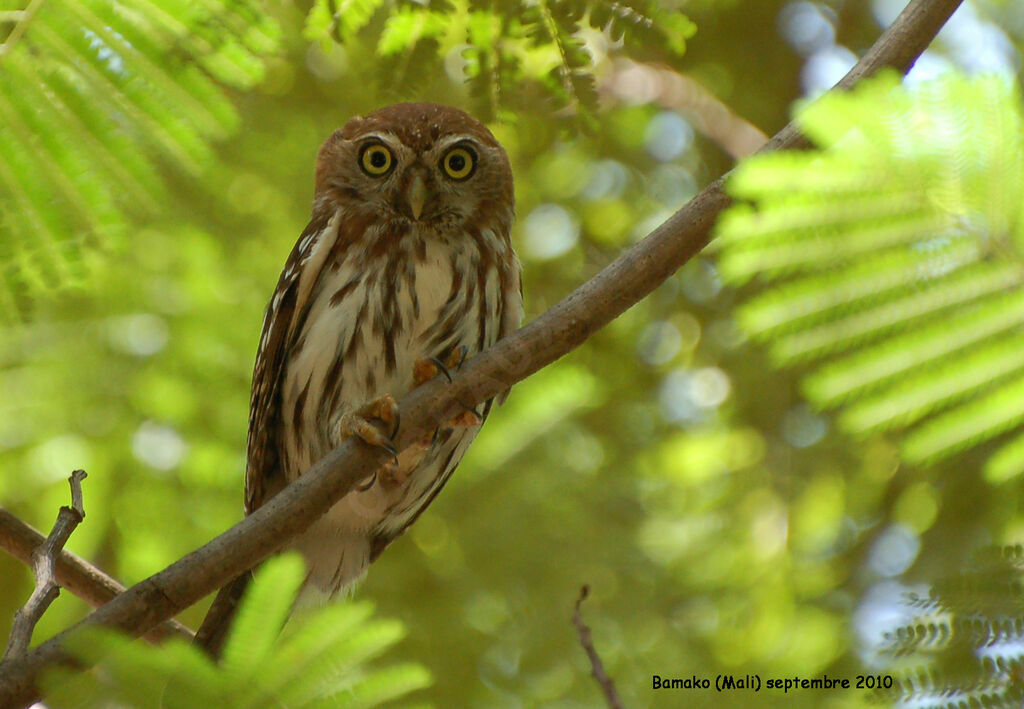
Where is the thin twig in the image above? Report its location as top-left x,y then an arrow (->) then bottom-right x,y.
0,508 -> 193,643
573,586 -> 624,709
600,58 -> 769,159
0,0 -> 47,60
2,471 -> 86,661
0,1 -> 964,705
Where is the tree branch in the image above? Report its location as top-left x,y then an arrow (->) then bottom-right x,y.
601,59 -> 768,159
573,586 -> 623,709
2,471 -> 86,661
0,0 -> 963,704
0,508 -> 194,643
0,0 -> 47,60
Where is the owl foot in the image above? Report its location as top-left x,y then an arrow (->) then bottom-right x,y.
447,407 -> 482,427
413,346 -> 469,386
413,347 -> 480,428
339,394 -> 400,459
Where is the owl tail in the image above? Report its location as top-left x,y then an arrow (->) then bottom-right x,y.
193,571 -> 253,658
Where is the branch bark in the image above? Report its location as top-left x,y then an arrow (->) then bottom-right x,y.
0,508 -> 194,643
2,471 -> 87,661
0,0 -> 962,704
573,586 -> 624,709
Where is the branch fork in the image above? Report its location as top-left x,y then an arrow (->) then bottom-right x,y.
3,470 -> 87,661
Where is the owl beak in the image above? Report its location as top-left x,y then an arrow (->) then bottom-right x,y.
405,174 -> 428,220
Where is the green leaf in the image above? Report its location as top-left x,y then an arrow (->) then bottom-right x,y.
377,7 -> 446,57
0,0 -> 280,320
221,553 -> 306,676
716,72 -> 1024,470
40,555 -> 429,708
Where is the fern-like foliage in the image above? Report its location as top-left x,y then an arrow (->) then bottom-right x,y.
40,555 -> 430,708
715,73 -> 1024,477
872,546 -> 1024,709
303,0 -> 695,123
0,0 -> 280,319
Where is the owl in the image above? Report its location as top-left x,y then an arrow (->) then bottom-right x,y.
245,102 -> 522,597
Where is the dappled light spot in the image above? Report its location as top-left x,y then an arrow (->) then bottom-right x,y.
106,313 -> 168,357
644,111 -> 693,163
637,320 -> 683,366
679,258 -> 722,303
751,499 -> 789,559
581,159 -> 630,201
893,482 -> 940,533
690,367 -> 731,408
464,591 -> 509,634
410,512 -> 451,557
648,164 -> 696,209
659,366 -> 731,424
132,421 -> 187,472
853,579 -> 929,660
522,203 -> 578,260
801,45 -> 857,96
781,404 -> 828,448
868,524 -> 920,578
26,435 -> 92,485
779,2 -> 836,56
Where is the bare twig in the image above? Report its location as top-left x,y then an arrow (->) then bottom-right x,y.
2,471 -> 86,661
0,0 -> 47,60
573,586 -> 624,709
0,1 -> 963,705
601,58 -> 769,159
0,508 -> 193,643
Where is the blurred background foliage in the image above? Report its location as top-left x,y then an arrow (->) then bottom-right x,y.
2,0 -> 1024,707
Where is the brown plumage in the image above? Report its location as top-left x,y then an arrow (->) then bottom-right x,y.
250,102 -> 521,595
199,102 -> 520,654
202,104 -> 521,647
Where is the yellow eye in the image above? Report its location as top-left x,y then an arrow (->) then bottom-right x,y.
441,146 -> 476,180
360,144 -> 393,176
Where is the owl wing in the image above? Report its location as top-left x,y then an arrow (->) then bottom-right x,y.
245,210 -> 337,513
495,250 -> 524,404
197,211 -> 339,657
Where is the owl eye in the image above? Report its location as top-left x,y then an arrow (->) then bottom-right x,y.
441,146 -> 476,180
359,143 -> 394,176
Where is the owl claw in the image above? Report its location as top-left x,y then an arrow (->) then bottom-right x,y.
413,357 -> 448,386
447,404 -> 483,428
429,356 -> 454,383
340,395 -> 400,457
413,347 -> 470,387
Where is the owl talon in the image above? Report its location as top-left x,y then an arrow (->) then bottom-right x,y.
340,413 -> 398,454
413,347 -> 470,387
429,357 -> 454,383
340,394 -> 400,456
447,406 -> 483,428
413,357 -> 449,386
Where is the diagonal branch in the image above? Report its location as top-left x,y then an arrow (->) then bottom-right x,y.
0,0 -> 963,704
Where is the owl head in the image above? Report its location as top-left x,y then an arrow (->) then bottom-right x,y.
313,103 -> 514,232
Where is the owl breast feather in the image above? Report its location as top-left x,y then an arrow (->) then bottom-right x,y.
276,211 -> 506,594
